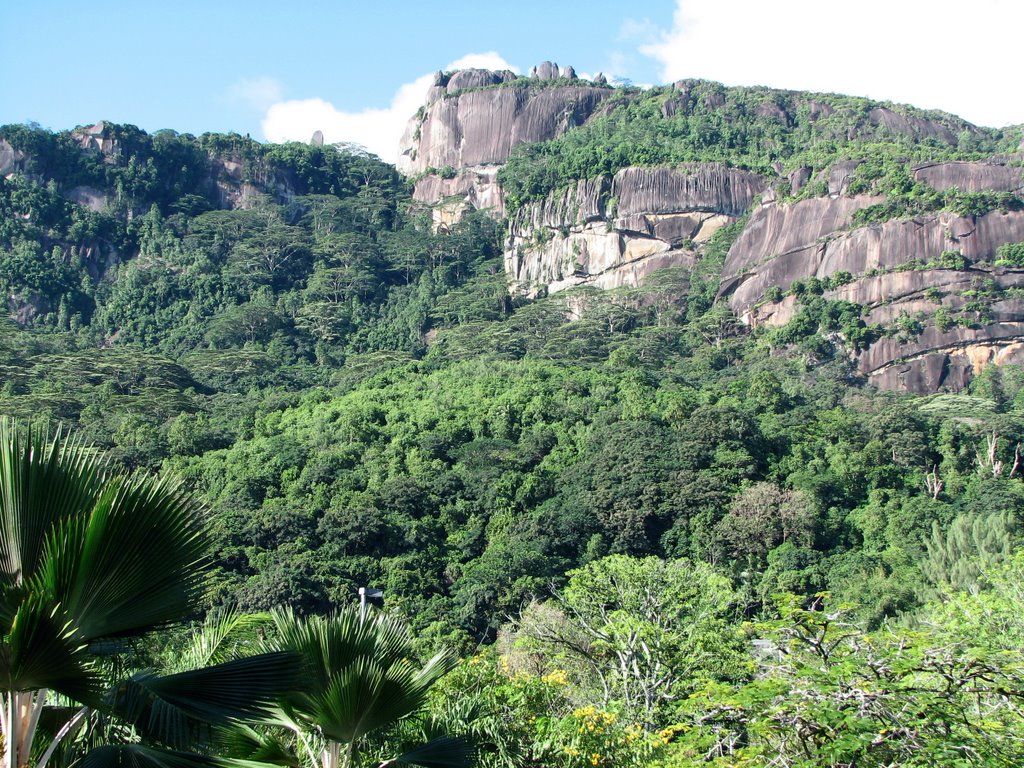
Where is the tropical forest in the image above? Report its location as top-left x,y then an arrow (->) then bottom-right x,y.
3,61 -> 1024,767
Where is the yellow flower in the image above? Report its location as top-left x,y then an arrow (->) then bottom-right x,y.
590,753 -> 601,766
542,669 -> 569,686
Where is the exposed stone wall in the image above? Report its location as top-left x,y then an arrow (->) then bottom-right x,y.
614,165 -> 767,219
398,79 -> 612,177
721,192 -> 1024,393
505,164 -> 765,296
397,63 -> 614,217
914,161 -> 1024,193
0,140 -> 27,176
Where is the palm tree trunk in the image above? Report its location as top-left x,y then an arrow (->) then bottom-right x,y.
23,689 -> 47,768
2,690 -> 50,768
3,692 -> 16,768
322,741 -> 341,768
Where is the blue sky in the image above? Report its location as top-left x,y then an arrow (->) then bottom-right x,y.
3,2 -> 665,140
4,1 -> 1023,162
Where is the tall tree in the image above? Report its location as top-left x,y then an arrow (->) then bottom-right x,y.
515,555 -> 744,725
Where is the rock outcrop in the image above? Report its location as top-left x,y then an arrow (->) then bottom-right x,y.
74,121 -> 123,158
66,185 -> 110,213
56,121 -> 301,212
506,164 -> 767,295
397,63 -> 613,222
396,64 -> 1024,394
913,161 -> 1024,194
0,140 -> 27,176
721,189 -> 1024,392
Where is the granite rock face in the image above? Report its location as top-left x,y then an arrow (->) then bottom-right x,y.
0,140 -> 28,176
505,164 -> 766,296
721,190 -> 1024,393
398,63 -> 613,221
396,66 -> 1024,393
399,77 -> 610,175
868,107 -> 961,144
614,166 -> 766,219
74,121 -> 123,157
913,161 -> 1024,194
66,186 -> 110,213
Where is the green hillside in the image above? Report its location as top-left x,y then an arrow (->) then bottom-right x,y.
3,103 -> 1024,765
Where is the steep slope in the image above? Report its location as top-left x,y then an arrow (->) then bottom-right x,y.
398,66 -> 1024,392
720,162 -> 1024,391
505,164 -> 766,295
398,63 -> 613,225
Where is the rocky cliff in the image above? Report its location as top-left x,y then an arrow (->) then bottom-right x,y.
720,161 -> 1024,392
505,164 -> 766,295
397,64 -> 1024,393
397,63 -> 613,224
0,140 -> 27,177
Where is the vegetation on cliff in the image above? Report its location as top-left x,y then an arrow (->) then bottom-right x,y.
3,108 -> 1024,766
497,80 -> 1018,212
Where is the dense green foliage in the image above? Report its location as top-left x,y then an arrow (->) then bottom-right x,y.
497,80 -> 1016,212
3,106 -> 1024,766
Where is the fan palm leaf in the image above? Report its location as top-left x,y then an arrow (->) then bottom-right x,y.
216,726 -> 300,768
0,420 -> 301,768
267,608 -> 468,768
32,470 -> 209,642
170,609 -> 272,673
111,652 -> 304,751
0,420 -> 106,589
0,592 -> 99,703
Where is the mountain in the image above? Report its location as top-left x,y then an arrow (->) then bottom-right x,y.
3,66 -> 1024,643
6,68 -> 1024,764
398,62 -> 1024,393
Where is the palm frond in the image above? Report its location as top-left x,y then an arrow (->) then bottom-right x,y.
0,419 -> 107,589
216,726 -> 299,768
39,472 -> 210,641
327,653 -> 452,742
274,610 -> 456,743
111,652 -> 303,750
270,607 -> 463,766
270,608 -> 375,679
171,609 -> 272,674
384,735 -> 476,768
0,592 -> 101,702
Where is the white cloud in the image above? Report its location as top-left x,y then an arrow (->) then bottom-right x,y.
618,17 -> 659,42
227,77 -> 284,112
640,0 -> 1024,128
261,52 -> 518,162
